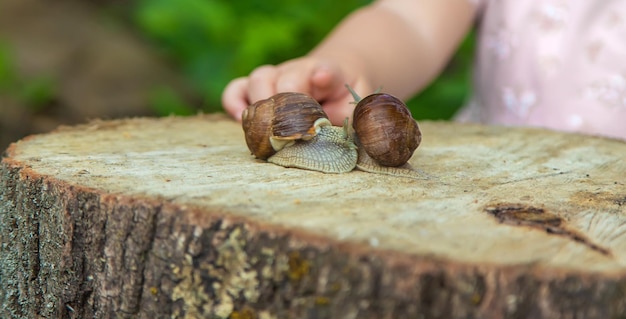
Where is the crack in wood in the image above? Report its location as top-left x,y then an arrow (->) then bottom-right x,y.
485,203 -> 613,257
497,171 -> 571,185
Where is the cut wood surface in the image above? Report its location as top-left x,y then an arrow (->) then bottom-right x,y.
1,114 -> 626,318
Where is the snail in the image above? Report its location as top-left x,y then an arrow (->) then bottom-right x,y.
242,92 -> 358,173
241,89 -> 422,178
347,85 -> 422,176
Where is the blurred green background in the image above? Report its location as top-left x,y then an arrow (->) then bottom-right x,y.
0,0 -> 475,151
132,0 -> 474,119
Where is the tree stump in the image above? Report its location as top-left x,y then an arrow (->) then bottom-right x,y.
1,114 -> 626,318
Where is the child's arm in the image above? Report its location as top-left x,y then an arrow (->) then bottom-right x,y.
222,0 -> 477,124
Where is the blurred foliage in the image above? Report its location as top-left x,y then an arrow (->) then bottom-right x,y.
132,0 -> 474,120
148,86 -> 197,116
18,77 -> 57,111
0,42 -> 13,89
0,41 -> 57,111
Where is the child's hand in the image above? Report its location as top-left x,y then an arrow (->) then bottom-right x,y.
221,57 -> 373,125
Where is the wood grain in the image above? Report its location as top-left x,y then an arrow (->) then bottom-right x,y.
1,114 -> 625,318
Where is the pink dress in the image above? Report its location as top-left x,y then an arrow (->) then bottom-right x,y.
456,1 -> 626,140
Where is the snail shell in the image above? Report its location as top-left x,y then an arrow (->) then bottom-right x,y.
242,92 -> 330,159
352,93 -> 421,167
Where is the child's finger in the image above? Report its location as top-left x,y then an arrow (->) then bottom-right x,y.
221,77 -> 250,122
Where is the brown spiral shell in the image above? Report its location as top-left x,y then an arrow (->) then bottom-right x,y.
352,93 -> 421,167
242,92 -> 329,159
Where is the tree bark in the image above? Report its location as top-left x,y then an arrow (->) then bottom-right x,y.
1,114 -> 626,318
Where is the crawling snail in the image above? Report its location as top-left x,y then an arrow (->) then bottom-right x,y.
347,86 -> 422,176
242,92 -> 358,173
241,88 -> 422,178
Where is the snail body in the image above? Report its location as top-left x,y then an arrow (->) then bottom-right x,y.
241,89 -> 422,178
268,122 -> 357,173
353,135 -> 422,178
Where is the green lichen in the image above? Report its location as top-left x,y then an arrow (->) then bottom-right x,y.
229,307 -> 256,319
170,226 -> 260,319
314,296 -> 330,306
287,251 -> 310,282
